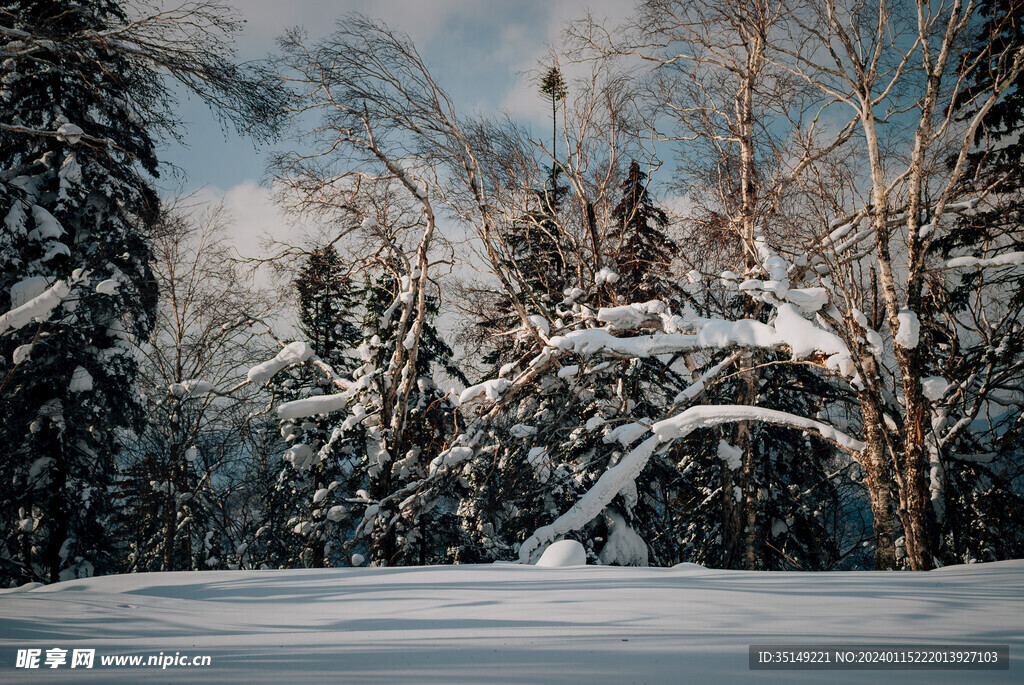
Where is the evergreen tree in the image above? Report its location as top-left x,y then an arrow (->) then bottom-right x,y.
296,245 -> 362,367
539,65 -> 567,168
932,0 -> 1024,565
476,168 -> 573,378
260,246 -> 361,568
608,161 -> 678,302
665,357 -> 848,570
0,1 -> 282,585
263,260 -> 466,568
349,269 -> 465,566
460,166 -> 691,566
507,170 -> 573,310
456,357 -> 624,563
474,65 -> 572,374
0,1 -> 160,584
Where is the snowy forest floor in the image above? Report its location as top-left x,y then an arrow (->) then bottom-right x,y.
1,560 -> 1022,684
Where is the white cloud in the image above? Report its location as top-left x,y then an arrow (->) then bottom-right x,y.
189,181 -> 280,259
498,2 -> 637,123
228,0 -> 477,56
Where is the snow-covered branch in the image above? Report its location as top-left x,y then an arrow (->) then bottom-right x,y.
0,280 -> 71,336
519,403 -> 864,563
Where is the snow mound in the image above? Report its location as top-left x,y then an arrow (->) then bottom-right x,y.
534,539 -> 587,567
672,561 -> 707,571
598,511 -> 648,567
595,266 -> 619,285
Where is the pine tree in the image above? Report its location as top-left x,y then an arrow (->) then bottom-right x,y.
0,1 -> 282,585
260,246 -> 361,568
608,161 -> 678,302
0,1 -> 160,584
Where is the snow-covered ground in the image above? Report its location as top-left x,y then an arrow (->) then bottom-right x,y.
1,560 -> 1021,683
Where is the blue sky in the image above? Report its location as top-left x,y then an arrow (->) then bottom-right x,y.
152,1 -> 630,261
157,0 -> 628,207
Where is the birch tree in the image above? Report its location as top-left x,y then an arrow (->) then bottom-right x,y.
772,0 -> 1024,569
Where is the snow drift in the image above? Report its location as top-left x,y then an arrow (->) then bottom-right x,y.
0,560 -> 1020,683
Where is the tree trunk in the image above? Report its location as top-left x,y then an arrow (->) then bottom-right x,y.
860,395 -> 897,570
737,357 -> 763,570
311,468 -> 326,568
895,371 -> 936,570
46,439 -> 69,583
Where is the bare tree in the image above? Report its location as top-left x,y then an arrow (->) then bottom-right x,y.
770,0 -> 1024,570
569,0 -> 858,569
0,1 -> 284,148
122,203 -> 275,572
269,19 -> 468,564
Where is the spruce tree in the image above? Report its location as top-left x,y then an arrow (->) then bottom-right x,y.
609,161 -> 678,302
263,246 -> 361,568
0,1 -> 160,584
296,245 -> 362,366
0,1 -> 282,585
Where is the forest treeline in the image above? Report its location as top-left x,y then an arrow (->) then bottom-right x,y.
1,0 -> 1023,586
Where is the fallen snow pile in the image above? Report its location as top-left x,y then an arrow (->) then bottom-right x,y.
534,539 -> 587,567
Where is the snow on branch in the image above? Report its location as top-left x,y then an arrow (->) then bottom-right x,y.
277,393 -> 351,421
651,405 -> 865,453
457,379 -> 512,408
596,300 -> 668,330
549,320 -> 781,357
237,332 -> 354,407
168,379 -> 219,398
549,304 -> 860,383
518,403 -> 865,564
246,341 -> 314,385
0,280 -> 70,335
935,252 -> 1024,271
518,435 -> 662,564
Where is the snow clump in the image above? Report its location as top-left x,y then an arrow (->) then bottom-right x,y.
535,539 -> 587,567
